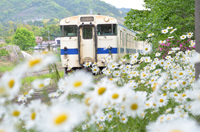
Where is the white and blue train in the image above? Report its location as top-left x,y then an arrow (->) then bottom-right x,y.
59,14 -> 146,73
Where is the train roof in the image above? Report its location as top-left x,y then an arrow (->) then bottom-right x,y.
60,14 -> 138,34
118,23 -> 138,34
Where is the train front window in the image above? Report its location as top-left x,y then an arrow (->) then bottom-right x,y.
97,24 -> 117,36
63,25 -> 77,37
83,28 -> 93,39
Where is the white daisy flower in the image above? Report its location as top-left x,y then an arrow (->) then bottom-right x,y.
5,104 -> 24,123
92,66 -> 100,74
39,103 -> 86,132
22,53 -> 57,72
161,29 -> 168,34
106,112 -> 113,122
32,78 -> 50,90
180,35 -> 187,40
48,91 -> 60,98
159,40 -> 166,44
67,70 -> 93,94
167,27 -> 173,29
109,89 -> 124,104
143,45 -> 151,54
23,100 -> 47,130
113,71 -> 121,77
168,36 -> 174,38
123,91 -> 145,118
147,33 -> 154,37
120,115 -> 128,123
0,71 -> 21,99
187,32 -> 193,38
162,119 -> 200,132
155,52 -> 161,56
170,28 -> 177,33
83,62 -> 92,67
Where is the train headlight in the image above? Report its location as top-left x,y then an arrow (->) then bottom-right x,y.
65,18 -> 70,23
104,17 -> 109,22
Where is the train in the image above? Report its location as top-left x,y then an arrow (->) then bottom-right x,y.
59,14 -> 147,74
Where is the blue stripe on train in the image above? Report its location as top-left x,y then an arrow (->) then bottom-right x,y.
60,49 -> 78,55
97,48 -> 117,54
60,48 -> 118,55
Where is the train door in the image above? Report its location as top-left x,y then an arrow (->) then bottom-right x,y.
79,26 -> 95,64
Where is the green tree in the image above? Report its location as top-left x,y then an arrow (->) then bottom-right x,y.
124,0 -> 195,51
12,27 -> 36,50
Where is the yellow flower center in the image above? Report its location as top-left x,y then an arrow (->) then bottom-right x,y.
182,94 -> 186,97
174,94 -> 178,96
122,118 -> 126,121
160,99 -> 164,102
54,114 -> 68,125
98,87 -> 106,95
0,130 -> 5,132
109,115 -> 112,118
8,79 -> 15,88
94,69 -> 97,71
85,98 -> 91,106
23,92 -> 28,95
73,81 -> 82,88
12,110 -> 20,117
29,59 -> 41,67
112,93 -> 119,99
131,103 -> 138,110
179,72 -> 183,75
182,82 -> 186,85
31,112 -> 36,120
39,84 -> 44,88
109,78 -> 113,81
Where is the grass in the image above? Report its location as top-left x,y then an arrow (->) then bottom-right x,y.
0,61 -> 16,73
0,43 -> 16,46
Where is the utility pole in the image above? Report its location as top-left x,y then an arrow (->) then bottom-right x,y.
195,0 -> 200,80
47,30 -> 50,51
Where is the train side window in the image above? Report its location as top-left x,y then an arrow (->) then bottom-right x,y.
97,24 -> 117,36
126,34 -> 127,47
122,32 -> 124,46
120,31 -> 122,46
83,28 -> 93,39
63,25 -> 77,37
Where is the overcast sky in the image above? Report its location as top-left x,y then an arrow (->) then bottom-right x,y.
101,0 -> 145,10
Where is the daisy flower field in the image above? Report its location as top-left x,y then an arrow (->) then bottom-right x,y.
0,28 -> 200,132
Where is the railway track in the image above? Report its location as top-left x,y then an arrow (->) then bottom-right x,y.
23,67 -> 64,78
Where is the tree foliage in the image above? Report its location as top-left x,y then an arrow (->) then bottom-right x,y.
124,0 -> 195,50
12,27 -> 36,50
0,0 -> 126,23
